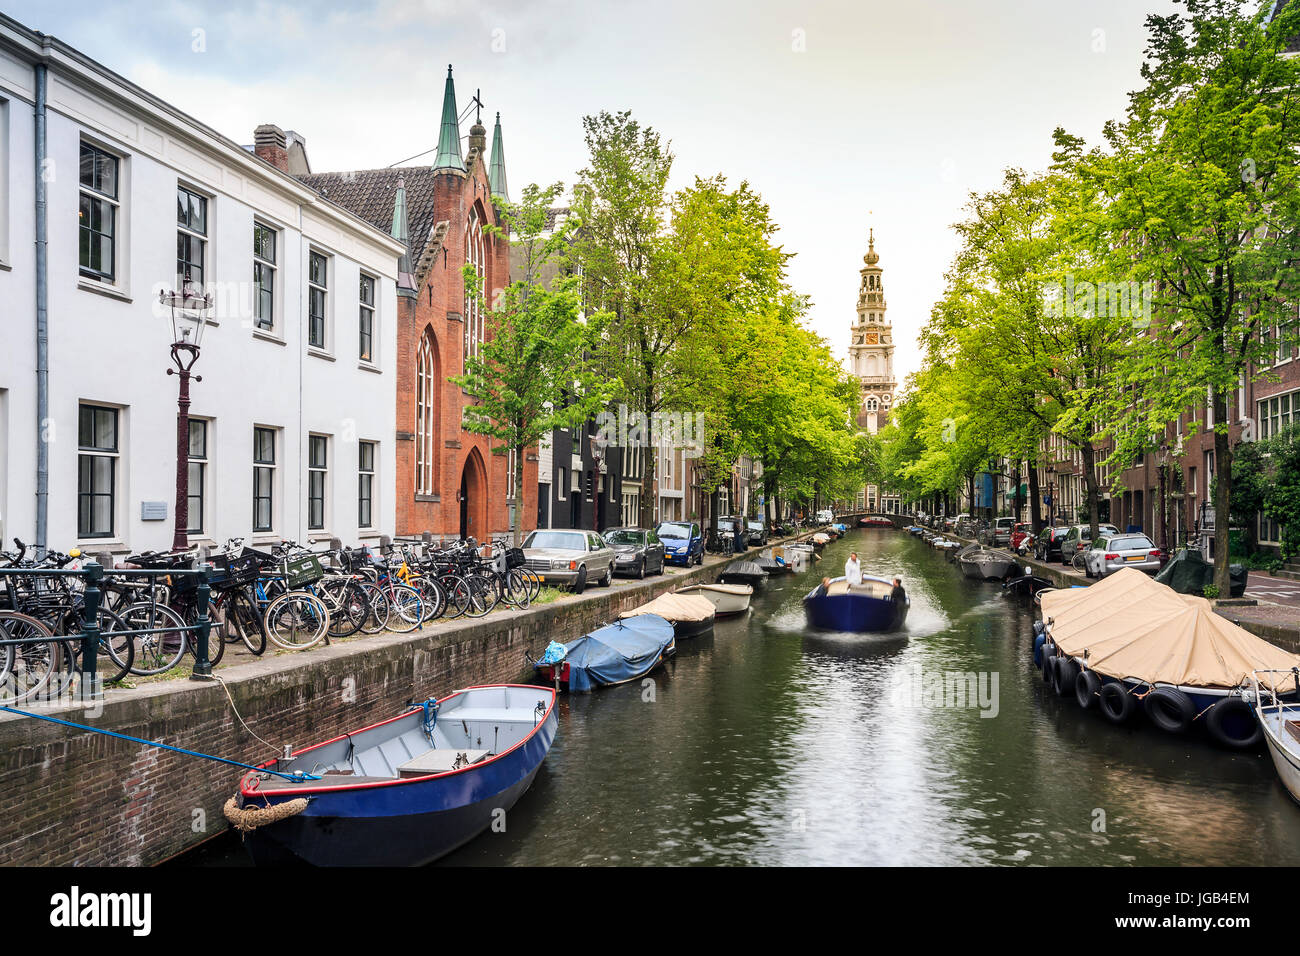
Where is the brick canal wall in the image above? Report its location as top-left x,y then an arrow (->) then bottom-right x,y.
0,547 -> 772,866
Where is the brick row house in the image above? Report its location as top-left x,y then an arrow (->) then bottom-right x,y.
289,67 -> 537,543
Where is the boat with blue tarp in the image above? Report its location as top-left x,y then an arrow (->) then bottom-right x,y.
802,575 -> 909,633
534,614 -> 676,692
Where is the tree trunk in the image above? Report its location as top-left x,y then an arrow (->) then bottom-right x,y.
640,389 -> 656,531
1081,442 -> 1100,542
513,440 -> 525,548
1028,459 -> 1042,533
1214,389 -> 1232,595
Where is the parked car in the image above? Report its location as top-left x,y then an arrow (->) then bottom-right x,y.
521,529 -> 615,594
990,516 -> 1016,547
816,508 -> 834,524
1034,526 -> 1070,563
657,520 -> 704,566
1009,522 -> 1033,552
745,518 -> 768,547
1083,533 -> 1162,579
603,527 -> 666,578
1060,523 -> 1120,566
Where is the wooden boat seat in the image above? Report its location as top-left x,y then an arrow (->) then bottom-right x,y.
1284,720 -> 1300,746
396,748 -> 491,778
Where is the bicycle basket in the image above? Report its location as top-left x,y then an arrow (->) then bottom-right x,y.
505,547 -> 526,570
214,550 -> 263,587
282,554 -> 325,589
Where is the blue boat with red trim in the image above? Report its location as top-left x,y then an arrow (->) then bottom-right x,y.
229,684 -> 558,866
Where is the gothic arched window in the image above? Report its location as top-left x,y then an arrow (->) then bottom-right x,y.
867,398 -> 879,412
416,329 -> 438,494
465,207 -> 486,363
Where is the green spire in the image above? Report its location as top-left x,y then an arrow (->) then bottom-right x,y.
433,64 -> 465,172
488,111 -> 509,204
390,176 -> 416,294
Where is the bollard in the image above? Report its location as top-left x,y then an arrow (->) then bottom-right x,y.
190,564 -> 213,679
79,561 -> 104,701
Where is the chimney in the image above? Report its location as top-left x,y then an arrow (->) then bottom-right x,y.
254,124 -> 289,173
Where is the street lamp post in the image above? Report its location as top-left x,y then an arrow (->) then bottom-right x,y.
160,282 -> 213,552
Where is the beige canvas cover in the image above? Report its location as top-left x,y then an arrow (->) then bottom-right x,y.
619,592 -> 717,623
1040,567 -> 1300,691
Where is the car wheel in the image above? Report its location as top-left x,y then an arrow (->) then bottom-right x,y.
573,566 -> 587,595
636,558 -> 645,580
601,565 -> 613,587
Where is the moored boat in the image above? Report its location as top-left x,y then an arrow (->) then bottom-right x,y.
719,560 -> 769,586
675,582 -> 753,617
957,547 -> 1017,580
1035,569 -> 1300,748
619,592 -> 716,638
1251,670 -> 1300,803
228,684 -> 558,866
535,615 -> 676,692
803,575 -> 909,633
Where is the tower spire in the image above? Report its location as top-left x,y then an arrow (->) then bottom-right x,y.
391,177 -> 417,295
433,64 -> 466,172
488,112 -> 509,204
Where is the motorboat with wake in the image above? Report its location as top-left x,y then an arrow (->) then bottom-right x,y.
802,575 -> 909,633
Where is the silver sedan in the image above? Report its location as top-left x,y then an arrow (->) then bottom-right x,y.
1084,533 -> 1162,578
521,529 -> 616,594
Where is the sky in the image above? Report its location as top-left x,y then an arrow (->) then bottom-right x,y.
6,0 -> 1180,389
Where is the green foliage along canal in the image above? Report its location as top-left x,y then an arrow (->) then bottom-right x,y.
182,529 -> 1300,867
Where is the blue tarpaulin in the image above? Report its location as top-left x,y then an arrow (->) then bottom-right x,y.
555,615 -> 674,693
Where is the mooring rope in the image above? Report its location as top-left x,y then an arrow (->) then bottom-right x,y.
196,671 -> 282,756
0,704 -> 320,782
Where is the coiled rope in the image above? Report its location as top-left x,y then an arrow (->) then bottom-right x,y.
223,795 -> 309,831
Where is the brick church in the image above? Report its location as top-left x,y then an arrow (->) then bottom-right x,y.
295,67 -> 536,541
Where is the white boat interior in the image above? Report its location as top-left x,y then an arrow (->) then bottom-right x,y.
822,578 -> 895,600
255,686 -> 553,789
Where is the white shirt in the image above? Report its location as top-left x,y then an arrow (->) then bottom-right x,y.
844,557 -> 862,586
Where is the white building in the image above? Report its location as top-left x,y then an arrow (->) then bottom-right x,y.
0,15 -> 404,556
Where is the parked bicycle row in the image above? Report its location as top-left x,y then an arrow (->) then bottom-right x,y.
0,535 -> 540,700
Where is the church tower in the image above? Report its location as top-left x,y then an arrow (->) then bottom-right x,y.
849,229 -> 896,434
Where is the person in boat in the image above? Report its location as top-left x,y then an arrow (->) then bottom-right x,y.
845,551 -> 862,586
816,577 -> 832,596
891,577 -> 906,604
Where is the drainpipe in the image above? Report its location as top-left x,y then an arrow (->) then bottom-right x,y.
34,61 -> 49,555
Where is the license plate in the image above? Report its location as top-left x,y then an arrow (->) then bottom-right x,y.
1125,555 -> 1143,562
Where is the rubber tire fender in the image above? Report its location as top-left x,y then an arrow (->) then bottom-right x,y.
1033,633 -> 1047,669
1075,670 -> 1102,710
1204,697 -> 1263,749
1144,686 -> 1195,734
1098,682 -> 1136,723
1054,656 -> 1080,698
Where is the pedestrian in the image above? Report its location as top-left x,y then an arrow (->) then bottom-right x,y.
733,520 -> 745,555
845,551 -> 862,586
891,576 -> 907,604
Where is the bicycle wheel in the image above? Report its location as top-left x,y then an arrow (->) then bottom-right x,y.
414,577 -> 446,622
179,597 -> 227,668
383,584 -> 424,633
1072,551 -> 1087,573
0,612 -> 59,703
321,579 -> 367,639
265,592 -> 330,650
84,607 -> 135,685
120,602 -> 190,676
356,582 -> 390,634
461,575 -> 494,618
438,575 -> 472,620
224,587 -> 268,655
503,569 -> 532,608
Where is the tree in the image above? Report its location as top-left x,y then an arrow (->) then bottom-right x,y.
1077,0 -> 1300,591
452,182 -> 612,546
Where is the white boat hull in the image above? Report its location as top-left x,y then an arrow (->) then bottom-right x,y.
676,583 -> 752,617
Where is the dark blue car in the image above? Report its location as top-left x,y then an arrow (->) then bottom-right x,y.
657,520 -> 703,566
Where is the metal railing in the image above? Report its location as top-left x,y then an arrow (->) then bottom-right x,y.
0,562 -> 214,698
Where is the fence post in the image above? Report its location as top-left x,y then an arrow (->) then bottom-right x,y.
190,564 -> 213,679
80,561 -> 103,701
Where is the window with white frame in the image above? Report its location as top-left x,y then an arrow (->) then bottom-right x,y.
187,418 -> 208,535
358,441 -> 376,529
308,250 -> 329,350
359,273 -> 376,364
253,426 -> 277,533
79,142 -> 119,282
465,207 -> 485,364
78,404 -> 119,539
307,434 -> 329,531
253,221 -> 277,331
176,184 -> 207,289
1259,391 -> 1298,440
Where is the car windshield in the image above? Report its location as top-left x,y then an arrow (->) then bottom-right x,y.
1108,535 -> 1153,551
659,523 -> 691,539
523,531 -> 586,551
605,530 -> 644,546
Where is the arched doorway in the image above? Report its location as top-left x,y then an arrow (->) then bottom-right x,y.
459,449 -> 488,542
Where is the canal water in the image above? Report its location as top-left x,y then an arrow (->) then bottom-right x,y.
182,529 -> 1300,867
